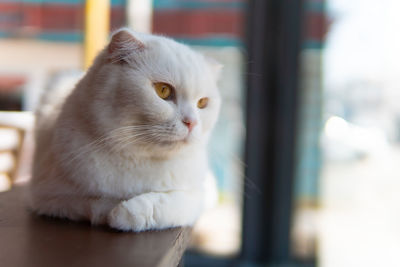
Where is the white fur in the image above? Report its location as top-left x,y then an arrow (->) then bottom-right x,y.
29,29 -> 221,231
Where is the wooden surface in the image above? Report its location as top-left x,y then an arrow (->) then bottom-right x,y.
0,186 -> 191,267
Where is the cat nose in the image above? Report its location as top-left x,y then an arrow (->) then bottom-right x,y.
182,117 -> 197,132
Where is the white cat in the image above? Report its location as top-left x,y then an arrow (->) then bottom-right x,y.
29,28 -> 221,232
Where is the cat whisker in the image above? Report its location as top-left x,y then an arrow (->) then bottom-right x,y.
60,126 -> 148,165
110,133 -> 155,153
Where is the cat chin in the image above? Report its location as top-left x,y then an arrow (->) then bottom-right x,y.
130,144 -> 195,160
157,131 -> 200,146
123,137 -> 197,156
156,137 -> 197,150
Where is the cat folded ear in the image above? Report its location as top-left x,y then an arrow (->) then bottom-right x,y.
107,29 -> 145,64
205,57 -> 223,80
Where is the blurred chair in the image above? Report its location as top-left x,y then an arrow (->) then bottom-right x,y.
0,112 -> 34,192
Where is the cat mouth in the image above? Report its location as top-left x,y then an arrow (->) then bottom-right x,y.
182,132 -> 193,143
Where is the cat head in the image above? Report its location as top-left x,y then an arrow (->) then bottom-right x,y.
84,29 -> 222,157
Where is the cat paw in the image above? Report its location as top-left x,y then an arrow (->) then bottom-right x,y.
107,199 -> 154,232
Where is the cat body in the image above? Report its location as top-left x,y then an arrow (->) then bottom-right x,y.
29,29 -> 221,231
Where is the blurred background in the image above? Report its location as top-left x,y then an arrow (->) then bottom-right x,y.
0,0 -> 399,266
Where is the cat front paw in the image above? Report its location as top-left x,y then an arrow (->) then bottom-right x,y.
108,199 -> 154,232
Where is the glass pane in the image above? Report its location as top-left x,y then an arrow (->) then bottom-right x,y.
291,0 -> 325,261
293,0 -> 400,266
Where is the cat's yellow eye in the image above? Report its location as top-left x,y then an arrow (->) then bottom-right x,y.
197,97 -> 209,109
154,82 -> 172,99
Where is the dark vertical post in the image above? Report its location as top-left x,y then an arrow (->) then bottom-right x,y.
242,0 -> 304,264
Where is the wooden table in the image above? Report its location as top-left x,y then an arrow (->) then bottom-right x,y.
0,186 -> 191,267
